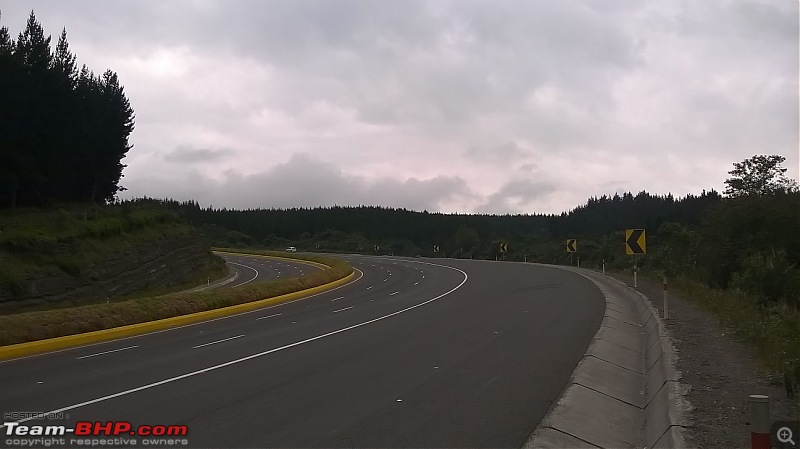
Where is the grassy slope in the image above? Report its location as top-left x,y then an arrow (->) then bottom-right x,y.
0,204 -> 228,312
0,248 -> 352,346
630,268 -> 800,383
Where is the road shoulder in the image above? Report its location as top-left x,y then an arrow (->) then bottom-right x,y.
606,271 -> 800,449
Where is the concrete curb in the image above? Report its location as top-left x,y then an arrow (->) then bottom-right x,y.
524,266 -> 688,448
0,269 -> 356,362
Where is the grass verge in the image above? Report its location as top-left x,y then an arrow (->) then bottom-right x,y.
631,270 -> 800,383
0,249 -> 352,346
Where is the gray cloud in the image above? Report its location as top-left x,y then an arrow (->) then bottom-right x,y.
476,179 -> 558,215
163,146 -> 233,163
125,153 -> 476,211
464,141 -> 532,163
1,0 -> 796,214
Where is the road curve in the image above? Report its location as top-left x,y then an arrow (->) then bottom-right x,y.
0,254 -> 605,448
215,252 -> 321,287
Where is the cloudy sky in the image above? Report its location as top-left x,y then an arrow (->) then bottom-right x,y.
2,0 -> 797,214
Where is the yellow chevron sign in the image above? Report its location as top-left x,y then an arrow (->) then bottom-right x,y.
625,229 -> 646,255
566,239 -> 577,253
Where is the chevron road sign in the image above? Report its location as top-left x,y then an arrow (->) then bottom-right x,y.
566,239 -> 577,253
625,229 -> 646,255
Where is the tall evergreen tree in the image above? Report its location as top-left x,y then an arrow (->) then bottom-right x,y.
0,11 -> 135,206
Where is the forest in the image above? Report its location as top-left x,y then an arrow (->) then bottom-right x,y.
0,11 -> 135,207
142,154 -> 799,308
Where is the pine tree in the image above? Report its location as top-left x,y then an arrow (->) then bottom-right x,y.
15,11 -> 51,72
52,28 -> 76,82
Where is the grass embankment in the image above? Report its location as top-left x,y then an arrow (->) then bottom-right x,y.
631,269 -> 800,383
0,204 -> 228,312
0,248 -> 352,346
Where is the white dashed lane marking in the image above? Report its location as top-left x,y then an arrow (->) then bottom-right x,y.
76,346 -> 139,360
193,335 -> 245,349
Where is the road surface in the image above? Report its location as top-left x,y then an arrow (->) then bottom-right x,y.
215,252 -> 321,287
0,254 -> 605,448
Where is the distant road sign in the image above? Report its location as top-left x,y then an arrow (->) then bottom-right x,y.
500,243 -> 508,253
625,229 -> 646,254
433,245 -> 440,252
566,239 -> 576,252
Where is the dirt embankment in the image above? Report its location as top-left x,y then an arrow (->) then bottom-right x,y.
0,232 -> 226,309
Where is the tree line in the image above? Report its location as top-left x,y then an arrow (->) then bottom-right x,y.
143,155 -> 798,307
0,11 -> 134,207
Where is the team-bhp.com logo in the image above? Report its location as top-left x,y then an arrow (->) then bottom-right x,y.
4,421 -> 189,447
5,421 -> 187,437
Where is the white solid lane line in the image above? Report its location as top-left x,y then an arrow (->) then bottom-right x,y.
226,262 -> 260,288
332,306 -> 354,313
256,313 -> 282,321
192,335 -> 245,349
0,264 -> 464,429
76,345 -> 139,360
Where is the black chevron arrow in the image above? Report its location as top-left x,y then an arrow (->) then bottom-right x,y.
566,239 -> 576,252
626,229 -> 645,254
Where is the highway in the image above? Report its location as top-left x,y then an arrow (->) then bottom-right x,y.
216,252 -> 321,288
0,253 -> 605,448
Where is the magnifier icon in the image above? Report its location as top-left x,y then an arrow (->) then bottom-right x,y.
778,426 -> 796,446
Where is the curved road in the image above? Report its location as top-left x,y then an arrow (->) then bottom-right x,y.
0,254 -> 605,448
215,252 -> 321,288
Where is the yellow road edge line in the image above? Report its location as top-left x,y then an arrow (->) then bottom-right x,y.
0,270 -> 356,362
213,249 -> 332,270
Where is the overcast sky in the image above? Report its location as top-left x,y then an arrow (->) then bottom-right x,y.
2,0 -> 797,214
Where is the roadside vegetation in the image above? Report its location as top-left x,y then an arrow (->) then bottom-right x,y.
0,201 -> 228,311
158,155 -> 799,384
0,249 -> 352,346
667,276 -> 800,387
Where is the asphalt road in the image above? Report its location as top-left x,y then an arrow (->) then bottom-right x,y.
216,252 -> 320,287
0,254 -> 605,448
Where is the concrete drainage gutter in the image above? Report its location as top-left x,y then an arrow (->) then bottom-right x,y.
525,267 -> 690,448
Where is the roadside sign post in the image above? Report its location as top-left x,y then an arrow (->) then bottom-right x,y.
602,259 -> 605,275
625,229 -> 646,288
749,395 -> 770,449
566,239 -> 576,266
663,276 -> 669,320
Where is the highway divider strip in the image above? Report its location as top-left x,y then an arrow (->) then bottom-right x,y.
213,249 -> 332,271
0,266 -> 355,362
